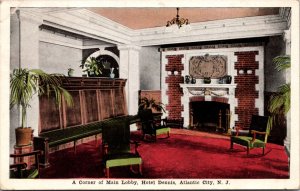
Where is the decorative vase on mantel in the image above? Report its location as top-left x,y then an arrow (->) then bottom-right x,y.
218,75 -> 232,84
191,76 -> 196,84
204,77 -> 211,84
185,75 -> 191,84
225,75 -> 232,84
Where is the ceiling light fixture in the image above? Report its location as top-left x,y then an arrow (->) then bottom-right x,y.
165,8 -> 191,33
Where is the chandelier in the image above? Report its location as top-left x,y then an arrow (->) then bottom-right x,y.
165,8 -> 191,33
166,8 -> 190,29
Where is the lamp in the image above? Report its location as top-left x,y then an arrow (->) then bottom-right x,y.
167,70 -> 179,76
239,69 -> 253,75
165,8 -> 191,33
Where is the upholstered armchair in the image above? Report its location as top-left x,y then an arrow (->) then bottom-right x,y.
102,119 -> 142,178
10,150 -> 41,178
230,115 -> 270,155
138,109 -> 170,141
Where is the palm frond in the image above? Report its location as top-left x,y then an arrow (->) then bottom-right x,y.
138,97 -> 165,113
10,68 -> 73,128
268,55 -> 291,130
82,57 -> 103,75
273,55 -> 291,71
268,83 -> 290,114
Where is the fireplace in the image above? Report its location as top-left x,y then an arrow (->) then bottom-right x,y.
190,101 -> 230,132
180,83 -> 237,130
161,47 -> 265,131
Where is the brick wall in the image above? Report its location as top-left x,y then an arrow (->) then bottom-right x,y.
234,51 -> 259,129
165,55 -> 184,120
212,97 -> 229,104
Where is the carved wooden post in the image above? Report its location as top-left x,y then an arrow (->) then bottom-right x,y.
226,109 -> 231,134
218,110 -> 222,131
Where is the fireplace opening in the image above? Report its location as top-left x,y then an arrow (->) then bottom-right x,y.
190,101 -> 230,133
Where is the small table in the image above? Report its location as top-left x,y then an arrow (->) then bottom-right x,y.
14,143 -> 34,169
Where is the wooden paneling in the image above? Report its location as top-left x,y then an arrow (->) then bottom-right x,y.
99,90 -> 114,120
84,90 -> 99,123
114,89 -> 126,116
39,77 -> 127,133
65,91 -> 82,127
39,94 -> 61,132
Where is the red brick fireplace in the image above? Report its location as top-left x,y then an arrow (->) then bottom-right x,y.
161,43 -> 264,131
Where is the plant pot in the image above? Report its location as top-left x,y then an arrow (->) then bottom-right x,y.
15,127 -> 33,146
88,71 -> 95,77
68,69 -> 74,77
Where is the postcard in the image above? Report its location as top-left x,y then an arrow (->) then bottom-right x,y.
0,0 -> 299,190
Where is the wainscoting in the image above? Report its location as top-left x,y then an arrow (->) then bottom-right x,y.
39,77 -> 127,133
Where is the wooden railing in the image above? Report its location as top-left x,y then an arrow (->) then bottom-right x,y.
39,77 -> 127,133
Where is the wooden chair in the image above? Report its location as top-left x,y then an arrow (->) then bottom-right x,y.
230,115 -> 270,155
138,109 -> 170,141
102,119 -> 142,178
10,150 -> 41,178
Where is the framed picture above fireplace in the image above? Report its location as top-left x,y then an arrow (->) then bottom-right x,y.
189,54 -> 227,79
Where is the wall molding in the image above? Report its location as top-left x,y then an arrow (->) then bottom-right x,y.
21,8 -> 288,47
279,7 -> 291,29
133,15 -> 287,46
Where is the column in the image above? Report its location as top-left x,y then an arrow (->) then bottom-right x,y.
283,29 -> 291,156
118,45 -> 141,115
181,87 -> 190,127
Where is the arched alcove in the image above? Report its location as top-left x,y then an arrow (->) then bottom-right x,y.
84,49 -> 120,78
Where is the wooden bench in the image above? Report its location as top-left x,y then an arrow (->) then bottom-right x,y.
33,115 -> 138,168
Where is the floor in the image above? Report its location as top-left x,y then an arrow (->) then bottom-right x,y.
40,128 -> 289,179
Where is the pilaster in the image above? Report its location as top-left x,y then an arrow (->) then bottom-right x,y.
118,45 -> 141,115
283,29 -> 291,156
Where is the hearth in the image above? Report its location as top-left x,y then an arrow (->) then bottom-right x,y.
180,83 -> 237,129
190,101 -> 230,133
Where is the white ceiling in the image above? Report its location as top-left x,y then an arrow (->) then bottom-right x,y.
88,8 -> 279,29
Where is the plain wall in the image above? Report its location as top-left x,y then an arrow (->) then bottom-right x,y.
139,46 -> 161,90
264,36 -> 286,92
39,42 -> 82,76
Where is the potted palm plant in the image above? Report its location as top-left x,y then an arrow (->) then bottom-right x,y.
80,57 -> 103,77
10,68 -> 73,146
268,55 -> 290,129
138,97 -> 165,113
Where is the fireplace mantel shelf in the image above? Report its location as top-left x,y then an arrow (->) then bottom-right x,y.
180,83 -> 236,97
180,83 -> 236,89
